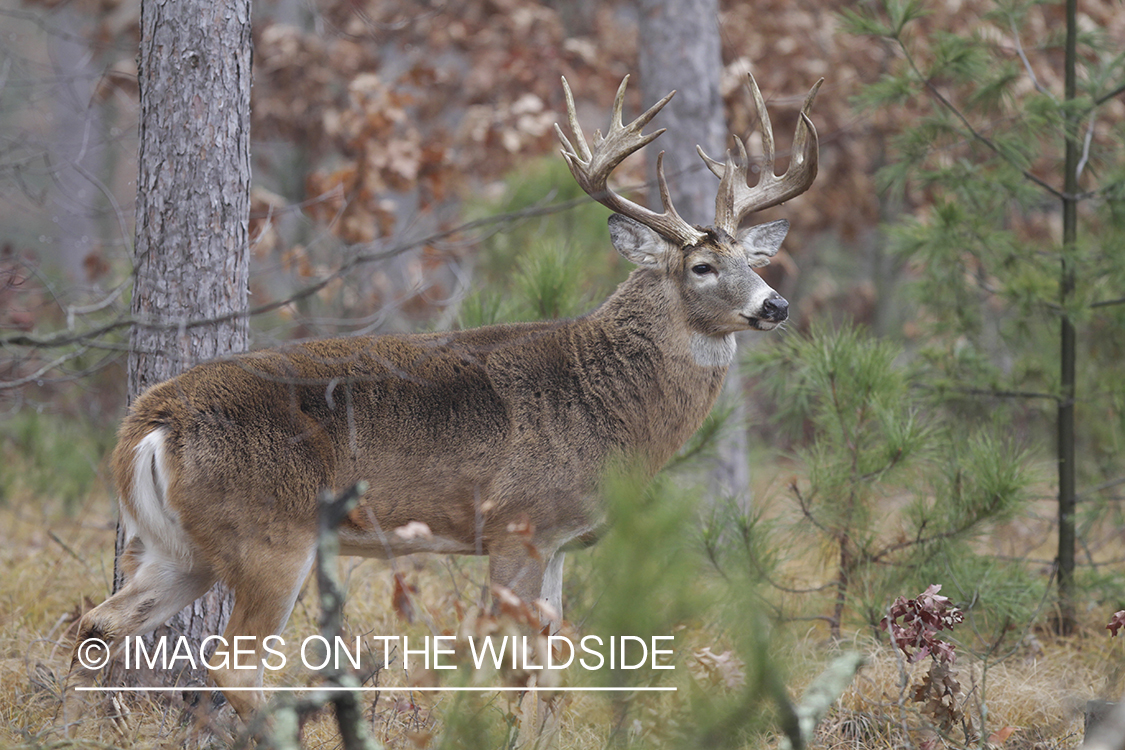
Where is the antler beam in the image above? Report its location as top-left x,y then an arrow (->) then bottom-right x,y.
556,75 -> 707,247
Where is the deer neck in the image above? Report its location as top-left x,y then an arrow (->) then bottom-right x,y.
594,268 -> 737,369
689,330 -> 737,368
582,269 -> 730,470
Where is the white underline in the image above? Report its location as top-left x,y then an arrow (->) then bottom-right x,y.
76,686 -> 676,693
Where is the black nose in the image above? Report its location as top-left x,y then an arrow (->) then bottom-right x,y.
761,295 -> 788,322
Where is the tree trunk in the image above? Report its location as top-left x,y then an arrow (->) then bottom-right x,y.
48,6 -> 105,285
1055,0 -> 1078,636
638,0 -> 753,513
637,0 -> 725,228
114,0 -> 252,695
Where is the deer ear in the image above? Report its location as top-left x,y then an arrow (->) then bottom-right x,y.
738,219 -> 789,268
608,214 -> 667,268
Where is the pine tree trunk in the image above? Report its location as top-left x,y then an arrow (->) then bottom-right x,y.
638,0 -> 753,513
1055,0 -> 1078,636
113,0 -> 252,695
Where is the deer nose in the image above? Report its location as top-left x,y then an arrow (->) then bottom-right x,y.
761,295 -> 788,322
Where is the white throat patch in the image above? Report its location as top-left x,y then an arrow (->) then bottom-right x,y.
690,332 -> 736,368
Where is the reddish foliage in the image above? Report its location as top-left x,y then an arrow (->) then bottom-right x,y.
17,0 -> 1125,353
392,573 -> 419,624
882,585 -> 970,736
881,584 -> 965,664
1108,610 -> 1125,637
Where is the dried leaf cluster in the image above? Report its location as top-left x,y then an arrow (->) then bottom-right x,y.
251,0 -> 637,249
881,584 -> 973,741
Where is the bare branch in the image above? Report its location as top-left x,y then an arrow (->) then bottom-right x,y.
0,345 -> 91,389
0,192 -> 615,393
1077,476 -> 1125,502
1093,80 -> 1125,108
1010,18 -> 1054,99
1076,114 -> 1096,181
0,194 -> 592,351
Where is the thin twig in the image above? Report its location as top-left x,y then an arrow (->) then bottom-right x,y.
1010,19 -> 1053,98
0,345 -> 92,389
1092,296 -> 1125,309
0,193 -> 595,356
1093,80 -> 1125,107
942,386 -> 1057,401
1076,114 -> 1096,181
1077,475 -> 1125,501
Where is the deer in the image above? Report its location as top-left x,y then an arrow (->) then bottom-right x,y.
65,72 -> 820,722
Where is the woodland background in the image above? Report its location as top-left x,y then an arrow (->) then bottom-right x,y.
2,0 -> 1125,748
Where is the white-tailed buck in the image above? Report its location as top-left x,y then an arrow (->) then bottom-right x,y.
67,73 -> 820,720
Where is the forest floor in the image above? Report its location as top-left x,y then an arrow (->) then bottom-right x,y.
0,456 -> 1119,750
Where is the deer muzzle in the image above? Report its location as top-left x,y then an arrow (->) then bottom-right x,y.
760,294 -> 788,323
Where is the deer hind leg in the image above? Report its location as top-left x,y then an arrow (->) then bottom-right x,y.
64,542 -> 215,730
208,541 -> 315,720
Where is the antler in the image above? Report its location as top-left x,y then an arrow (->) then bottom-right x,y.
556,75 -> 707,247
698,74 -> 822,235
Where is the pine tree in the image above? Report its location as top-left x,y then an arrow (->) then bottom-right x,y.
844,0 -> 1125,632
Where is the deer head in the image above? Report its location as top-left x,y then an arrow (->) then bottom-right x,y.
556,74 -> 821,339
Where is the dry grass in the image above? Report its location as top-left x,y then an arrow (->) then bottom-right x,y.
800,635 -> 1106,750
2,455 -> 1122,750
0,474 -> 630,748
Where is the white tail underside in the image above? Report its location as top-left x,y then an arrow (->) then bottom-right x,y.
127,428 -> 195,564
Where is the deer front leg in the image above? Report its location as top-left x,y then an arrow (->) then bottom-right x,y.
489,539 -> 564,749
538,550 -> 564,631
487,537 -> 563,631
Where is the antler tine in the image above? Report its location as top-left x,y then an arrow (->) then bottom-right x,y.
557,76 -> 591,165
653,151 -> 675,218
699,74 -> 823,235
750,73 -> 777,180
556,75 -> 706,247
608,75 -> 674,137
697,135 -> 747,179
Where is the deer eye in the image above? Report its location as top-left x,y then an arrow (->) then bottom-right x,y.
691,263 -> 714,276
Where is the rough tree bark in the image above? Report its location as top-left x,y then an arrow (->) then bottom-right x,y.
113,0 -> 252,694
638,0 -> 754,513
